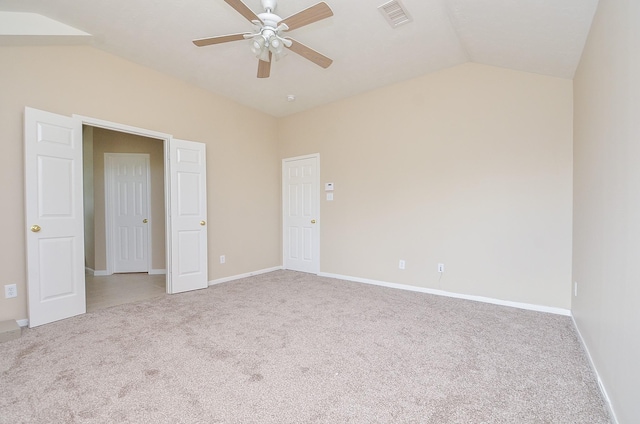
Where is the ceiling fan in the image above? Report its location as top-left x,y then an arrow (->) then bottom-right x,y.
193,0 -> 334,78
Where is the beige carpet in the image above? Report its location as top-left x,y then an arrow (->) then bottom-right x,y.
0,270 -> 610,423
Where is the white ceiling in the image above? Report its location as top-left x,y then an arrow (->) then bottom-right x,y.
0,0 -> 599,117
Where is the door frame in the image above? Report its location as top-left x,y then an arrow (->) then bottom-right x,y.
104,153 -> 152,275
74,115 -> 172,292
282,153 -> 320,274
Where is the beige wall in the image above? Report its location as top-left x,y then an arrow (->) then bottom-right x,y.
0,45 -> 280,322
573,0 -> 640,422
279,63 -> 574,309
91,128 -> 165,272
1,48 -> 573,323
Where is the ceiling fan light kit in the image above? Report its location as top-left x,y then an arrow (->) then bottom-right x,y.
193,0 -> 334,78
246,20 -> 291,62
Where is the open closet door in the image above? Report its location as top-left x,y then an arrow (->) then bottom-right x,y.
24,107 -> 86,327
167,138 -> 208,293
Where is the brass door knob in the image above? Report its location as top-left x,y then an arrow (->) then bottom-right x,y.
30,224 -> 41,233
200,220 -> 206,226
143,219 -> 148,224
311,220 -> 316,224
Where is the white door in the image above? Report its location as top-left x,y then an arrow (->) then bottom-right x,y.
282,154 -> 320,274
106,153 -> 150,273
168,138 -> 208,293
24,107 -> 86,327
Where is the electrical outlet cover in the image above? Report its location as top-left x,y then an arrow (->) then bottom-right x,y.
5,284 -> 17,299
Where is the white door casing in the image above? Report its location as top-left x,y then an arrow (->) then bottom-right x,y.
24,107 -> 86,328
282,154 -> 320,274
168,138 -> 208,293
105,153 -> 151,274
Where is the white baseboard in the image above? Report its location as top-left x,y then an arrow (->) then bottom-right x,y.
16,319 -> 29,327
318,272 -> 571,316
209,266 -> 284,286
149,269 -> 166,275
571,316 -> 619,424
85,268 -> 114,277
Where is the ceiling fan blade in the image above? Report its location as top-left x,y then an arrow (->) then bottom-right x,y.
193,33 -> 250,47
224,0 -> 262,23
287,39 -> 333,68
257,53 -> 272,78
280,2 -> 333,31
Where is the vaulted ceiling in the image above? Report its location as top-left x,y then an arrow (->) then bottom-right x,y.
0,0 -> 599,117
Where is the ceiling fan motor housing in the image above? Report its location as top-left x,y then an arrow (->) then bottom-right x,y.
257,12 -> 282,29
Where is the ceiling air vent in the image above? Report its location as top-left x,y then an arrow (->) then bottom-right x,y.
378,0 -> 413,28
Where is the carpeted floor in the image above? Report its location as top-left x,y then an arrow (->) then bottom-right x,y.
0,270 -> 611,423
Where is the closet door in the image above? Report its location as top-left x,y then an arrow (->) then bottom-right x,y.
167,138 -> 208,293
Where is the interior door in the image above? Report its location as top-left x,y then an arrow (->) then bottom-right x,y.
106,153 -> 150,273
282,154 -> 320,274
168,138 -> 208,293
24,107 -> 86,327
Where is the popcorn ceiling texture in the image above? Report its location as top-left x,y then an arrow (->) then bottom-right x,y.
0,270 -> 610,423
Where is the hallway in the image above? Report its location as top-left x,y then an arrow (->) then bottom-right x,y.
86,272 -> 166,312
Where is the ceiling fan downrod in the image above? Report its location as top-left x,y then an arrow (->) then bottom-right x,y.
261,0 -> 277,13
